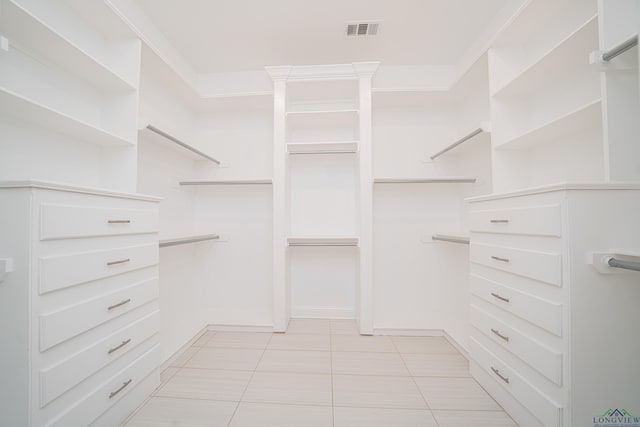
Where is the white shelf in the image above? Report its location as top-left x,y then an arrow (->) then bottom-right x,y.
496,99 -> 602,150
139,124 -> 221,164
374,177 -> 477,184
0,86 -> 134,147
430,122 -> 491,160
287,236 -> 359,247
159,234 -> 220,248
179,179 -> 273,186
286,108 -> 359,116
493,14 -> 598,98
431,233 -> 470,245
287,141 -> 358,155
0,0 -> 135,92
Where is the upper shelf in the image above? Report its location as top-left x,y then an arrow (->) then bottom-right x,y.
374,177 -> 477,184
139,124 -> 221,164
430,122 -> 491,160
0,86 -> 134,146
0,0 -> 135,92
492,14 -> 598,98
288,141 -> 358,155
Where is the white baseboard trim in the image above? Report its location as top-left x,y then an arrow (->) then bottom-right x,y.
159,326 -> 209,371
291,306 -> 355,319
374,327 -> 468,360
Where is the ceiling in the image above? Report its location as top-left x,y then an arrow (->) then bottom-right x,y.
131,0 -> 510,74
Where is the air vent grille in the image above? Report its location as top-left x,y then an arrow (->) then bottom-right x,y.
346,21 -> 381,37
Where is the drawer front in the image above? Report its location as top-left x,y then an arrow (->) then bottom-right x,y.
40,310 -> 159,407
470,337 -> 562,427
39,276 -> 158,351
469,204 -> 562,237
40,203 -> 158,240
470,243 -> 562,287
39,243 -> 158,294
470,305 -> 562,385
470,274 -> 562,336
49,344 -> 160,427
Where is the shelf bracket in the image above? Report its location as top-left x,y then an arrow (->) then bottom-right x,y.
0,258 -> 13,282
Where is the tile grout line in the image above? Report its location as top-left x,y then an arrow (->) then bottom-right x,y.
225,332 -> 273,427
330,323 -> 335,427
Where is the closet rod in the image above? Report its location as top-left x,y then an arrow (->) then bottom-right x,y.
289,150 -> 357,155
607,257 -> 640,272
146,125 -> 221,165
601,34 -> 638,62
159,234 -> 220,248
288,243 -> 358,247
430,128 -> 483,160
432,235 -> 470,245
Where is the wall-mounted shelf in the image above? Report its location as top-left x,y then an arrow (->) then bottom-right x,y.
374,177 -> 477,184
0,0 -> 135,92
432,233 -> 470,245
140,124 -> 221,164
287,141 -> 358,155
0,86 -> 134,146
159,234 -> 220,248
287,236 -> 359,247
286,108 -> 359,116
496,99 -> 602,150
179,179 -> 273,186
430,122 -> 491,160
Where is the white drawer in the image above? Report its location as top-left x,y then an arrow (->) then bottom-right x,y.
470,274 -> 562,336
469,204 -> 562,237
470,243 -> 562,287
470,305 -> 562,385
39,277 -> 158,351
39,310 -> 159,407
40,203 -> 158,241
49,344 -> 159,427
470,337 -> 562,427
38,243 -> 158,294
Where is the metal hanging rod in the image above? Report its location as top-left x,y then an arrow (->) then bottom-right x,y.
180,179 -> 272,186
374,177 -> 477,184
146,125 -> 221,165
288,243 -> 358,247
607,257 -> 640,272
432,234 -> 470,245
601,34 -> 638,62
431,128 -> 483,160
159,234 -> 220,248
289,150 -> 357,155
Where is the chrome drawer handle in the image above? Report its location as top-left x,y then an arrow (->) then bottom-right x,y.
108,338 -> 132,355
107,258 -> 130,266
490,292 -> 510,303
490,219 -> 509,223
491,328 -> 509,342
491,255 -> 510,263
109,379 -> 132,399
107,220 -> 131,224
107,298 -> 131,311
491,367 -> 510,384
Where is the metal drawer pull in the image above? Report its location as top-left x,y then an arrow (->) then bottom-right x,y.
491,255 -> 510,263
491,367 -> 510,384
490,292 -> 510,303
109,379 -> 132,399
490,219 -> 509,223
491,328 -> 509,342
107,298 -> 131,311
108,338 -> 132,355
107,220 -> 131,224
107,258 -> 130,266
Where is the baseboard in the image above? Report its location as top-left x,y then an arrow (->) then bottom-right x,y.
373,327 -> 469,360
291,306 -> 355,319
159,326 -> 209,371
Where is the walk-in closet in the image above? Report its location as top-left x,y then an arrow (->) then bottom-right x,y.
1,0 -> 639,426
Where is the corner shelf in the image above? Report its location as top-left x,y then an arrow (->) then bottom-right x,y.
159,234 -> 220,248
140,124 -> 221,164
179,179 -> 273,186
492,14 -> 598,98
496,99 -> 602,150
0,0 -> 135,92
0,86 -> 134,146
288,141 -> 358,155
374,177 -> 477,184
432,233 -> 470,245
430,122 -> 491,160
287,236 -> 359,247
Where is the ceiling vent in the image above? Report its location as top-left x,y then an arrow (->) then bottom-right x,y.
346,21 -> 381,37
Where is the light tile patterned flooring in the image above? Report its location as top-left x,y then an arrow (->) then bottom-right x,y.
124,319 -> 518,426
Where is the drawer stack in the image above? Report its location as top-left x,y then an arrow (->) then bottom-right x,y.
468,198 -> 565,427
0,181 -> 161,427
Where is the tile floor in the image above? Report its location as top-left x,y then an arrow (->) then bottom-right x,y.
124,319 -> 518,426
